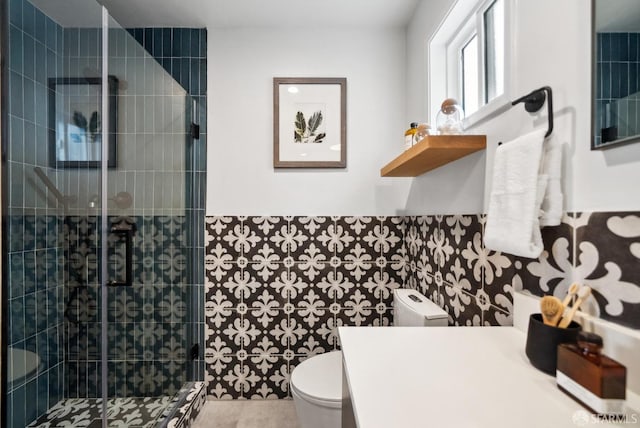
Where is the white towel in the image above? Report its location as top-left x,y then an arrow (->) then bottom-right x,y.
484,129 -> 546,258
539,138 -> 563,227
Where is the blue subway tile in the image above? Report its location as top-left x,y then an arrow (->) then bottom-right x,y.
9,161 -> 24,208
24,121 -> 36,165
24,293 -> 37,338
181,58 -> 190,90
25,379 -> 38,424
22,0 -> 35,37
199,60 -> 207,94
601,33 -> 611,62
190,29 -> 200,57
180,28 -> 192,59
630,33 -> 639,62
190,59 -> 200,94
35,41 -> 46,84
23,78 -> 35,123
45,16 -> 57,51
23,34 -> 35,80
9,115 -> 24,163
153,28 -> 163,57
9,25 -> 24,74
9,0 -> 23,28
11,385 -> 26,428
172,28 -> 182,56
144,28 -> 154,54
611,62 -> 629,98
9,72 -> 23,118
35,83 -> 47,128
9,253 -> 25,299
162,28 -> 172,57
37,370 -> 49,416
10,298 -> 26,344
34,7 -> 46,44
601,61 -> 611,99
64,28 -> 79,57
611,33 -> 629,62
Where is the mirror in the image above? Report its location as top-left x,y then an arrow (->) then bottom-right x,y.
592,0 -> 640,149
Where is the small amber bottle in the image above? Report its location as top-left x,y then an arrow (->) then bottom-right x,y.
556,332 -> 626,415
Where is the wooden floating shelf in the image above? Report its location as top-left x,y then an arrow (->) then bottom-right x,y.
380,135 -> 487,177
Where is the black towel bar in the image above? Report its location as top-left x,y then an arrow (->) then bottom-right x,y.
512,86 -> 553,138
498,86 -> 554,145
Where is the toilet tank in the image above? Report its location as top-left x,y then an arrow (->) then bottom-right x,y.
393,289 -> 448,327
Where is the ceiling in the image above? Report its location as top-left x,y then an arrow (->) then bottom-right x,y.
32,0 -> 421,29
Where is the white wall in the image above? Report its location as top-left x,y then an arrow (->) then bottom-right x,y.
405,0 -> 640,214
206,27 -> 409,216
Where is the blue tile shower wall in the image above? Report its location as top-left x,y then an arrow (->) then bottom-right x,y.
127,27 -> 208,382
596,32 -> 640,144
60,26 -> 208,396
4,3 -> 207,426
6,1 -> 65,426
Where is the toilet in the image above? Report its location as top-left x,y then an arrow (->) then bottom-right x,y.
290,289 -> 448,428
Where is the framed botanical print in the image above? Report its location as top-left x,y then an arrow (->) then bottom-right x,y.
48,76 -> 118,168
273,77 -> 346,168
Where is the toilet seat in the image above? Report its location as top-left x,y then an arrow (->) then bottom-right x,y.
290,351 -> 342,409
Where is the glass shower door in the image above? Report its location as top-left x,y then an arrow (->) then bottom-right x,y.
102,12 -> 191,425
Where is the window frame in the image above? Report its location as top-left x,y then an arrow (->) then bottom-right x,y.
429,0 -> 511,130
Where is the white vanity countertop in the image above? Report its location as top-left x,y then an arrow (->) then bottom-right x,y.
339,326 -> 640,428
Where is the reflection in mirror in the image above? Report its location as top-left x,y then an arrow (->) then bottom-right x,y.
593,0 -> 640,149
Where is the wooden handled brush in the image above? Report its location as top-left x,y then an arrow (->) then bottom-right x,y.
540,296 -> 564,326
558,285 -> 592,328
561,283 -> 579,308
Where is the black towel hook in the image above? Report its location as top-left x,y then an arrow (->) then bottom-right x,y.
511,86 -> 554,138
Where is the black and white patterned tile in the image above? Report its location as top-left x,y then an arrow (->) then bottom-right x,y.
289,217 -> 333,260
573,212 -> 640,329
28,396 -> 175,428
164,382 -> 206,428
518,213 -> 575,299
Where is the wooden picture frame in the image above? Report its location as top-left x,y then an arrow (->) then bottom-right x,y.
48,75 -> 118,168
273,77 -> 346,168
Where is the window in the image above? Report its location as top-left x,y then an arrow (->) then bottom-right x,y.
429,0 -> 509,128
461,34 -> 479,115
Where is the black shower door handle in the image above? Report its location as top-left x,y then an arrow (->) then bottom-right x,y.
108,219 -> 137,287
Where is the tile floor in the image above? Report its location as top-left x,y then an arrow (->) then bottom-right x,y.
28,396 -> 174,427
192,400 -> 300,428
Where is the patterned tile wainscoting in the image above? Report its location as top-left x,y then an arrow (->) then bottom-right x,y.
404,215 -> 513,327
204,216 -> 406,399
518,212 -> 640,329
203,212 -> 640,399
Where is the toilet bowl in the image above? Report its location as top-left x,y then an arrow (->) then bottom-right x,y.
291,351 -> 342,428
290,289 -> 448,428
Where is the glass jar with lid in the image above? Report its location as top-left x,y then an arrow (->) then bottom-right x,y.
436,98 -> 464,135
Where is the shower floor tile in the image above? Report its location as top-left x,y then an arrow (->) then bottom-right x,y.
28,396 -> 174,428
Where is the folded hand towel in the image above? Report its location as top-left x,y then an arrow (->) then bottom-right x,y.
539,138 -> 563,227
484,129 -> 546,258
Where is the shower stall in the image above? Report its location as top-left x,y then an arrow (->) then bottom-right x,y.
1,0 -> 206,426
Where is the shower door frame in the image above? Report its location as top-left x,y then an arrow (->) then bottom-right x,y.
1,0 -> 8,423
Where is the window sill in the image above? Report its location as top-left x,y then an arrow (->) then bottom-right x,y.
463,94 -> 511,131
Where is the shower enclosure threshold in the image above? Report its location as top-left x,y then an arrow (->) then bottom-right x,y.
27,382 -> 206,428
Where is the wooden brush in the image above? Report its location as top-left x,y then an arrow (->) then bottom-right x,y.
558,285 -> 592,328
540,296 -> 564,326
561,283 -> 579,308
